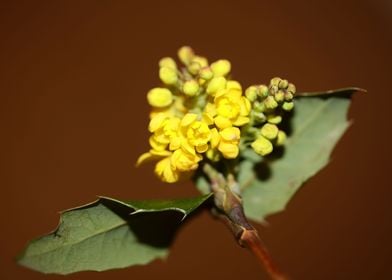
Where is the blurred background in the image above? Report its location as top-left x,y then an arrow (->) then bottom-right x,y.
0,0 -> 391,279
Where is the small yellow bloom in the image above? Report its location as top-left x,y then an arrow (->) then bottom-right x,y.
155,157 -> 179,183
147,88 -> 173,108
218,127 -> 241,159
171,149 -> 201,172
214,88 -> 250,128
186,121 -> 211,150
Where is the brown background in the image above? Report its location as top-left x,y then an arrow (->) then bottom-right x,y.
1,0 -> 391,279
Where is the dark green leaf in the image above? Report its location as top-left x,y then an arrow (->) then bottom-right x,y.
18,194 -> 212,274
240,94 -> 355,222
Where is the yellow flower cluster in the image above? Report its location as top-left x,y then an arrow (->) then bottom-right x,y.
137,46 -> 251,182
137,46 -> 295,183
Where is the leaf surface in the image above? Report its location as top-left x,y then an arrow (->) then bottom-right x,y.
18,194 -> 212,274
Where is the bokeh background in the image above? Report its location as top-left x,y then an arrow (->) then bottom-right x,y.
1,0 -> 391,279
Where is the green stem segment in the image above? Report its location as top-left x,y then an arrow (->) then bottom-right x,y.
203,164 -> 288,280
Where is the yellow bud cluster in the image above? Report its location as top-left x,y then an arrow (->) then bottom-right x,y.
138,47 -> 296,183
138,46 -> 253,183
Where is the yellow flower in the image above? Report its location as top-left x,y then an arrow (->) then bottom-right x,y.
218,127 -> 240,158
213,88 -> 250,129
171,149 -> 201,172
186,121 -> 211,153
155,157 -> 179,183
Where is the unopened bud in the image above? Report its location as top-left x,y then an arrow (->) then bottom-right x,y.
227,80 -> 242,91
199,67 -> 214,80
278,79 -> 289,89
264,96 -> 278,110
251,136 -> 273,156
282,101 -> 294,111
270,85 -> 279,94
261,123 -> 279,140
178,46 -> 194,65
211,59 -> 231,77
206,77 -> 227,95
258,85 -> 269,98
183,80 -> 200,96
147,88 -> 173,108
270,77 -> 281,87
159,57 -> 177,69
192,56 -> 208,68
267,114 -> 282,124
287,83 -> 296,94
188,61 -> 201,75
245,86 -> 258,102
274,90 -> 285,102
253,112 -> 267,123
285,92 -> 294,101
159,67 -> 178,85
276,130 -> 287,146
253,101 -> 265,113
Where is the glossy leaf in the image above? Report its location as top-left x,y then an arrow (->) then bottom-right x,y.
240,93 -> 356,222
18,194 -> 212,274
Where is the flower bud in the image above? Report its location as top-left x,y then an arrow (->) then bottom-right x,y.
188,61 -> 201,75
159,57 -> 177,69
245,86 -> 258,102
285,92 -> 294,101
253,112 -> 267,123
183,80 -> 200,96
192,56 -> 208,67
270,77 -> 281,87
261,123 -> 279,140
227,80 -> 242,91
276,130 -> 287,146
199,67 -> 214,80
270,85 -> 279,94
178,46 -> 194,65
267,114 -> 282,124
147,88 -> 173,108
274,90 -> 285,102
264,96 -> 278,110
253,101 -> 265,113
282,101 -> 294,111
251,136 -> 273,156
207,77 -> 227,95
278,79 -> 289,89
211,59 -> 231,77
258,85 -> 269,98
159,66 -> 178,85
287,83 -> 296,94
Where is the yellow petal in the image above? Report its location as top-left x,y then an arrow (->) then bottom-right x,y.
196,143 -> 209,153
220,127 -> 240,141
214,116 -> 232,130
218,141 -> 239,159
181,113 -> 198,127
210,128 -> 221,148
136,152 -> 153,166
148,113 -> 167,132
233,116 -> 250,126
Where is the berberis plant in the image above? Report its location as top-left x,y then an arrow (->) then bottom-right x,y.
18,46 -> 364,280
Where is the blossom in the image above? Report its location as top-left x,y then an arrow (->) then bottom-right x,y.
137,46 -> 295,183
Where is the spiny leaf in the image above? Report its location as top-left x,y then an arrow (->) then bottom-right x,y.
240,92 -> 356,222
18,194 -> 212,275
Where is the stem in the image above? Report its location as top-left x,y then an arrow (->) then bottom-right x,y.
203,163 -> 289,280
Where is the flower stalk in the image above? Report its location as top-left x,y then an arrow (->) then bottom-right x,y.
203,164 -> 288,280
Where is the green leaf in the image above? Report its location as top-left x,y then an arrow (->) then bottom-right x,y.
18,194 -> 212,275
240,93 -> 355,222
